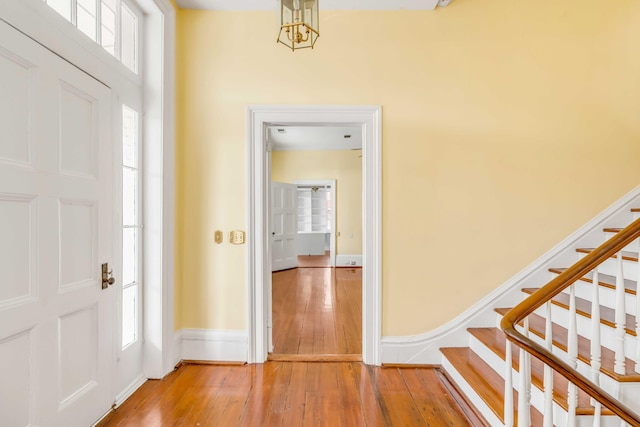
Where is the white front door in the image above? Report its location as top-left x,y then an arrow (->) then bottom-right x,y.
271,182 -> 298,272
0,21 -> 114,426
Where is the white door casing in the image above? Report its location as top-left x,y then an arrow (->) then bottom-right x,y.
271,182 -> 298,272
246,105 -> 382,365
0,21 -> 114,426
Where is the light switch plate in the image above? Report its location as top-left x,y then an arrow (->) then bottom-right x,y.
229,230 -> 245,245
214,230 -> 223,244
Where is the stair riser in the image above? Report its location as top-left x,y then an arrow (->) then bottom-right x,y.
533,305 -> 638,359
571,281 -> 637,318
604,232 -> 640,252
467,336 -> 614,427
578,254 -> 639,282
441,356 -> 506,427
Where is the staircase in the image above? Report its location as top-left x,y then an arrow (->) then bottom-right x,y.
440,208 -> 640,426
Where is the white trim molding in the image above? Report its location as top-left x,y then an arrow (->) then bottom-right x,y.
173,330 -> 183,367
176,0 -> 448,11
115,374 -> 147,408
178,329 -> 249,362
139,0 -> 177,380
247,105 -> 382,365
336,254 -> 363,267
381,185 -> 640,364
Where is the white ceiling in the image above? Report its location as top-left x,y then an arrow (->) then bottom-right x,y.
268,125 -> 362,151
176,0 -> 448,11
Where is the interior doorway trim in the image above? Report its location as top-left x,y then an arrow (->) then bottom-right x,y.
246,105 -> 382,365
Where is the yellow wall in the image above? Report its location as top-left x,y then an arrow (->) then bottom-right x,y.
271,150 -> 363,255
174,0 -> 640,335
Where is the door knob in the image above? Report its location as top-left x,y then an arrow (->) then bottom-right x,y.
101,263 -> 116,289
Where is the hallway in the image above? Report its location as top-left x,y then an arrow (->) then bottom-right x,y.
271,268 -> 362,358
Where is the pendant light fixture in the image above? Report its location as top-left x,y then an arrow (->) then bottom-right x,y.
277,0 -> 319,51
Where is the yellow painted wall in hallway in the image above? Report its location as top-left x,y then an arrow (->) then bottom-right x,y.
174,0 -> 640,335
271,150 -> 363,255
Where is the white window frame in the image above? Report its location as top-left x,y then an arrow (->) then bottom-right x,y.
41,0 -> 143,76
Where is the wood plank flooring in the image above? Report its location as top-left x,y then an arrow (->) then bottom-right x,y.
98,363 -> 478,427
297,251 -> 331,268
271,267 -> 362,356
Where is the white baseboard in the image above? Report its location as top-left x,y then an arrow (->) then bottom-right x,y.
381,185 -> 640,364
173,330 -> 183,367
178,329 -> 248,362
336,254 -> 363,267
115,374 -> 147,407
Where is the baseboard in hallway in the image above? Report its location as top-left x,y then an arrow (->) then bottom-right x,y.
267,353 -> 362,362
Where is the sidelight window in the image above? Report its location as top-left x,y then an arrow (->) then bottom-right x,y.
121,104 -> 140,349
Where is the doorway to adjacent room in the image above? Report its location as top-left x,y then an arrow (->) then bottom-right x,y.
246,105 -> 382,365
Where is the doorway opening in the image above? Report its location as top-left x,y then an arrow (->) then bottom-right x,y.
269,136 -> 361,359
246,105 -> 382,366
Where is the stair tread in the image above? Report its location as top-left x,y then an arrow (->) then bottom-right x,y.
494,309 -> 640,380
441,347 -> 544,425
576,248 -> 639,262
521,288 -> 637,336
468,328 -> 612,415
548,267 -> 637,296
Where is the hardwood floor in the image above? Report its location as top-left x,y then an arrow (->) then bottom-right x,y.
297,251 -> 331,268
271,267 -> 362,356
98,363 -> 480,426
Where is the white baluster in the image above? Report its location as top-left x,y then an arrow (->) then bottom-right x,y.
543,302 -> 554,427
568,284 -> 578,427
592,277 -> 602,427
591,267 -> 602,407
567,382 -> 577,427
615,252 -> 627,375
592,402 -> 601,427
505,340 -> 514,427
518,318 -> 531,427
636,237 -> 640,374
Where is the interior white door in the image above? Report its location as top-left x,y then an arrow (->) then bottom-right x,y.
0,22 -> 114,426
271,182 -> 298,272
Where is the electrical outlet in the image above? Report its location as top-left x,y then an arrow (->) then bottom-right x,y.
229,230 -> 246,245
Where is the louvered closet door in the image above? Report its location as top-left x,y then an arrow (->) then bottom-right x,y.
0,21 -> 114,426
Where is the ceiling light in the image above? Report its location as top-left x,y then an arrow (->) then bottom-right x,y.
277,0 -> 319,51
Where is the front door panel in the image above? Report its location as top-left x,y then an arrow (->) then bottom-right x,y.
0,21 -> 114,426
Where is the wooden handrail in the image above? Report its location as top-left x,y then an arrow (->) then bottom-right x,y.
500,216 -> 640,426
